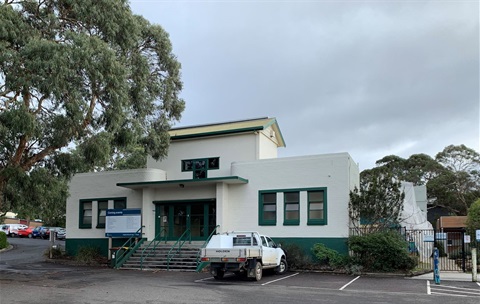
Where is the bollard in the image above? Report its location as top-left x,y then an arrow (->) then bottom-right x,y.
472,248 -> 477,282
433,247 -> 440,285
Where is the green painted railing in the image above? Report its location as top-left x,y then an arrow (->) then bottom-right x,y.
113,227 -> 145,269
196,225 -> 220,272
140,228 -> 168,270
166,229 -> 191,271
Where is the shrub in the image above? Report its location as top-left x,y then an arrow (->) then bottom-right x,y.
282,243 -> 314,270
0,231 -> 8,249
348,231 -> 417,272
76,246 -> 101,264
311,243 -> 349,268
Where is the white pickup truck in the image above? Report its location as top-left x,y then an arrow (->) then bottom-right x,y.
199,231 -> 287,281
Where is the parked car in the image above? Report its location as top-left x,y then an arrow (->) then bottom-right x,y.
0,224 -> 8,235
31,226 -> 43,238
56,228 -> 66,240
17,227 -> 35,238
40,227 -> 64,239
3,224 -> 28,237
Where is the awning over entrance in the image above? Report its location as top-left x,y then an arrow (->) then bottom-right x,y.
116,176 -> 248,190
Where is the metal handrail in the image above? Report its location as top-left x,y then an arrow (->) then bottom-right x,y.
166,229 -> 191,271
140,228 -> 168,270
195,225 -> 220,272
113,226 -> 144,269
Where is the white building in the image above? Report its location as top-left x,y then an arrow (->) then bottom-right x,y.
65,117 -> 359,257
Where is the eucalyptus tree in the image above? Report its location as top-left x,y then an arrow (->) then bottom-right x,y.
0,0 -> 185,214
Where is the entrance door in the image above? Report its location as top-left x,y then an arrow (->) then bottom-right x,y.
155,201 -> 215,241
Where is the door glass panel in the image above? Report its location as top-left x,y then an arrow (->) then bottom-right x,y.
173,205 -> 187,238
159,205 -> 169,237
190,204 -> 204,237
208,203 -> 216,236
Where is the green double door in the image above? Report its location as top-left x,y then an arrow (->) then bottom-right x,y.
155,201 -> 216,241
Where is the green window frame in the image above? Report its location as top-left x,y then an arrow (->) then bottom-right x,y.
283,192 -> 300,225
97,200 -> 108,228
308,189 -> 327,225
258,191 -> 277,225
79,200 -> 93,229
181,157 -> 220,179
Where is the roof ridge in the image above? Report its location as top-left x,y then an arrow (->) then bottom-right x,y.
171,117 -> 271,131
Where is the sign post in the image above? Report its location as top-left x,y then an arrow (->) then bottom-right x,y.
433,247 -> 440,285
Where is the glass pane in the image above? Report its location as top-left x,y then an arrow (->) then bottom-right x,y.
262,193 -> 276,203
208,158 -> 219,169
83,216 -> 92,225
98,216 -> 106,224
285,211 -> 299,220
114,200 -> 126,209
263,211 -> 276,220
309,191 -> 324,203
194,170 -> 206,179
183,160 -> 193,171
98,201 -> 108,209
310,210 -> 324,220
263,204 -> 276,212
284,192 -> 299,203
190,204 -> 204,237
310,202 -> 323,210
84,210 -> 92,216
285,203 -> 299,211
99,210 -> 106,216
84,202 -> 92,209
194,160 -> 206,169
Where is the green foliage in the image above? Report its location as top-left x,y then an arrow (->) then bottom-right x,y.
45,246 -> 65,259
0,0 -> 185,213
348,231 -> 417,272
76,246 -> 102,264
311,243 -> 349,268
282,243 -> 314,270
0,231 -> 8,249
349,170 -> 405,233
370,145 -> 480,216
466,198 -> 480,245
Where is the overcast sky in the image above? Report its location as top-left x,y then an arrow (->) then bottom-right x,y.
129,0 -> 479,171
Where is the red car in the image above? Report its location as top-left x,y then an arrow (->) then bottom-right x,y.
17,227 -> 35,238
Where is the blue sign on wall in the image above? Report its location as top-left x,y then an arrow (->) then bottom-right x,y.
105,208 -> 142,237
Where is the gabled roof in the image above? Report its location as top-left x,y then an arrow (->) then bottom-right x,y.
169,117 -> 286,147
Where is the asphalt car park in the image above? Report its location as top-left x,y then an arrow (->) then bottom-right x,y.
1,237 -> 479,304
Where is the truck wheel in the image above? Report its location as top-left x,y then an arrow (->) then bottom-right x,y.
214,269 -> 225,280
275,258 -> 288,275
254,261 -> 262,281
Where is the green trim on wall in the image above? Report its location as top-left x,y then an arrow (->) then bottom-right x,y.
272,237 -> 348,256
66,238 -> 133,257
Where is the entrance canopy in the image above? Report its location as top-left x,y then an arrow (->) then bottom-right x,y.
116,176 -> 248,190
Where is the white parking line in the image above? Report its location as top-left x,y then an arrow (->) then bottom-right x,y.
427,280 -> 431,295
194,277 -> 215,282
261,273 -> 299,286
339,276 -> 360,290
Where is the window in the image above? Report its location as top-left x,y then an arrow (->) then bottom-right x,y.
97,200 -> 108,228
308,190 -> 327,225
259,192 -> 276,225
114,199 -> 126,209
79,201 -> 93,229
284,192 -> 300,225
182,157 -> 220,179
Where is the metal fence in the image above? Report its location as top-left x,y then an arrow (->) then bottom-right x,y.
349,227 -> 480,272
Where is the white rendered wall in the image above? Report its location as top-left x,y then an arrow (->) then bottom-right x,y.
223,153 -> 358,239
66,169 -> 166,239
147,132 -> 280,179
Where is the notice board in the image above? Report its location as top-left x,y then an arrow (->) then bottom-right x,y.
105,209 -> 142,237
